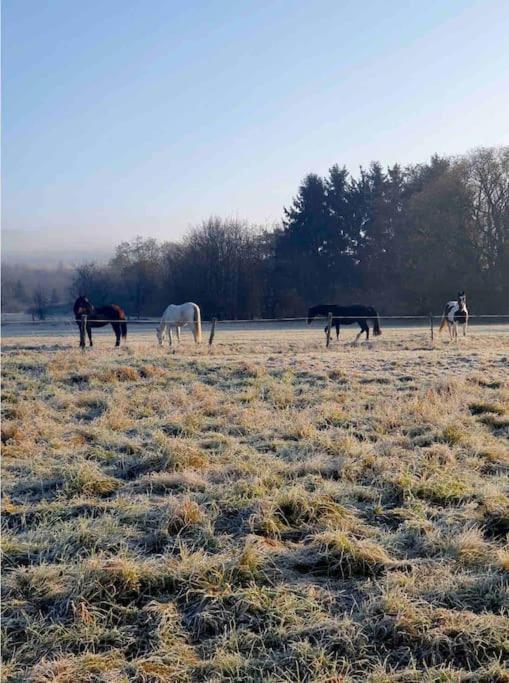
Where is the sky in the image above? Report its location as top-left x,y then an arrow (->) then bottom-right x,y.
2,0 -> 509,263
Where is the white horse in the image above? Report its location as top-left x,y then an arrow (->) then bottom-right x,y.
439,291 -> 468,340
156,303 -> 202,347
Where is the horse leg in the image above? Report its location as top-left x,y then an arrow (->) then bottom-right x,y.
336,324 -> 340,340
87,325 -> 93,347
113,323 -> 120,347
364,321 -> 370,341
176,325 -> 181,343
78,320 -> 85,348
353,322 -> 363,345
168,327 -> 173,348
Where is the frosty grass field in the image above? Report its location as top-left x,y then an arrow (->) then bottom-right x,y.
1,325 -> 508,682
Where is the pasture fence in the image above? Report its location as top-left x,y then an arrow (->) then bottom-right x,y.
1,313 -> 509,348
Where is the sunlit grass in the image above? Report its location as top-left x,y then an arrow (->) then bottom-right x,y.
1,327 -> 508,681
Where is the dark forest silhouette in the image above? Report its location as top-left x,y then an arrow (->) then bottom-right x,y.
3,146 -> 508,317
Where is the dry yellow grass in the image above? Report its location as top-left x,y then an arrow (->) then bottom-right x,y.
1,326 -> 508,681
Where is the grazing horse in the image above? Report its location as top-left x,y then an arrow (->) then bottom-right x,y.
307,304 -> 382,343
156,302 -> 202,347
74,296 -> 127,348
439,291 -> 468,340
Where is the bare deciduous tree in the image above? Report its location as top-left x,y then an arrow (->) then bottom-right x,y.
31,286 -> 49,320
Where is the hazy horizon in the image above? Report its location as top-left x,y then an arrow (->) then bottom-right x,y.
3,0 -> 509,264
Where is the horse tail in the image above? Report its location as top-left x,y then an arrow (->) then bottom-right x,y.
369,307 -> 382,336
439,306 -> 448,333
121,321 -> 127,339
193,305 -> 202,344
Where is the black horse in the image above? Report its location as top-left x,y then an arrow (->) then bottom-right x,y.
74,296 -> 127,348
307,304 -> 382,342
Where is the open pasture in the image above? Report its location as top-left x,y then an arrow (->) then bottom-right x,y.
2,326 -> 508,682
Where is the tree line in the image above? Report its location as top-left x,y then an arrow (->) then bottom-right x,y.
3,146 -> 508,318
274,146 -> 508,315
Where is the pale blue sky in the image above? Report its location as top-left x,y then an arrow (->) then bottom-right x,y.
2,0 -> 509,260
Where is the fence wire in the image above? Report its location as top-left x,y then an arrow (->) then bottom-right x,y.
1,314 -> 507,351
2,314 -> 509,326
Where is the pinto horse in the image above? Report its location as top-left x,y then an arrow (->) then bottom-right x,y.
439,291 -> 468,340
156,302 -> 202,348
307,304 -> 382,343
74,296 -> 127,348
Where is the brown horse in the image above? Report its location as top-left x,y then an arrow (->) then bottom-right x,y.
74,296 -> 127,348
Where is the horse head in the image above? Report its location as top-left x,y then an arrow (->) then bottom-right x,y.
156,327 -> 163,345
74,296 -> 94,317
457,291 -> 467,312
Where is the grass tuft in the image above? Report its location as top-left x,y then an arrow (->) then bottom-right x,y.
63,463 -> 121,498
298,530 -> 400,577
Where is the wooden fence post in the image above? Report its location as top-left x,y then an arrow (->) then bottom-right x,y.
80,315 -> 87,350
209,318 -> 217,347
326,312 -> 333,348
429,313 -> 434,345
